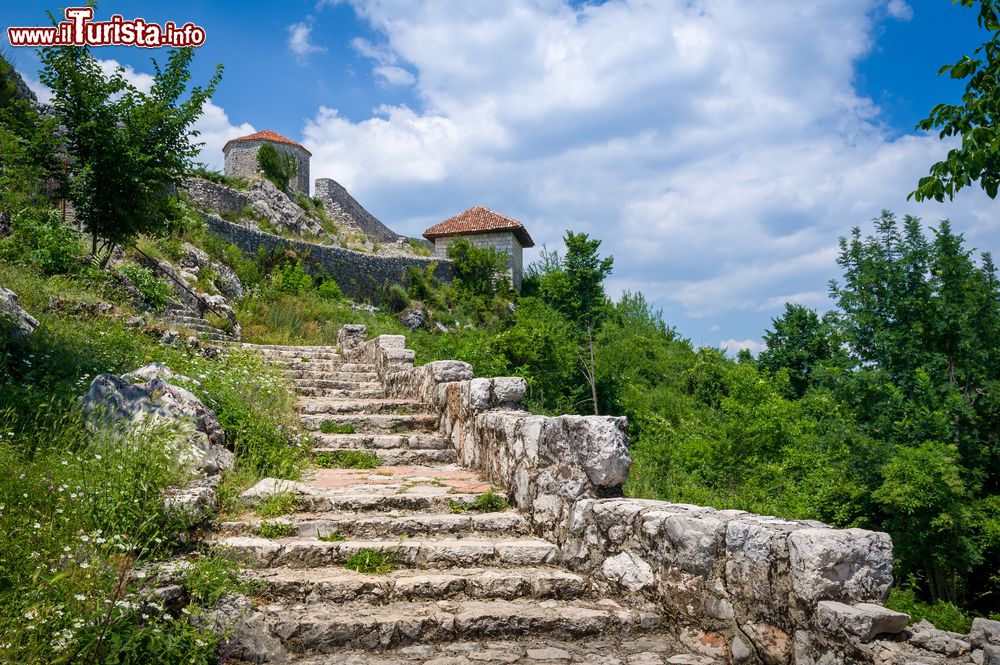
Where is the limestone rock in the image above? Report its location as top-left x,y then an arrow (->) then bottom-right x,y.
786,527 -> 893,605
179,242 -> 244,300
909,620 -> 972,656
338,324 -> 367,354
562,416 -> 631,489
247,178 -> 320,236
971,618 -> 1000,650
601,551 -> 655,592
425,360 -> 473,383
0,286 -> 39,339
815,600 -> 909,642
400,308 -> 427,331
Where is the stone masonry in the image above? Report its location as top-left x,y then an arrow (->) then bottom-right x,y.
314,178 -> 402,243
224,131 -> 311,195
206,326 -> 1000,664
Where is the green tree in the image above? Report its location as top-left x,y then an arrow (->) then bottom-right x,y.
257,142 -> 298,191
38,46 -> 221,260
534,231 -> 614,414
446,237 -> 513,310
759,303 -> 843,397
911,1 -> 1000,201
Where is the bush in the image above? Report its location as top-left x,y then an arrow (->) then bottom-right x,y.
0,208 -> 83,275
271,259 -> 312,295
886,586 -> 973,634
257,143 -> 297,191
387,283 -> 410,313
317,279 -> 343,301
118,262 -> 174,311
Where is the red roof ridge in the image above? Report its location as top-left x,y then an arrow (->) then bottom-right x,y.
223,129 -> 311,156
423,205 -> 534,247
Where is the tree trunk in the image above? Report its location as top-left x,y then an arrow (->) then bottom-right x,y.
586,325 -> 599,416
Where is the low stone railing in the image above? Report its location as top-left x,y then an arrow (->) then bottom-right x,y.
338,326 -> 927,664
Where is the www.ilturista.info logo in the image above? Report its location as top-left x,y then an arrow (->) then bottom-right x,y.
7,7 -> 206,48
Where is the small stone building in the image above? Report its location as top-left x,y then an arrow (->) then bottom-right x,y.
423,206 -> 534,290
223,129 -> 311,195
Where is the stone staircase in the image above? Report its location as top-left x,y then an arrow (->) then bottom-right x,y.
161,302 -> 236,342
213,343 -> 716,665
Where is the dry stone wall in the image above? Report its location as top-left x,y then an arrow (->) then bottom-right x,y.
203,214 -> 452,302
314,178 -> 401,242
339,326 -> 995,665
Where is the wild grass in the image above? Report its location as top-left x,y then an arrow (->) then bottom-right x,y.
254,492 -> 297,517
314,450 -> 380,470
449,490 -> 509,514
316,530 -> 346,542
344,548 -> 400,574
256,521 -> 296,539
319,421 -> 355,434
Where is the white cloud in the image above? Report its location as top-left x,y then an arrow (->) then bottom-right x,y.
288,20 -> 327,59
886,0 -> 914,21
98,59 -> 154,93
720,339 -> 767,357
373,65 -> 416,87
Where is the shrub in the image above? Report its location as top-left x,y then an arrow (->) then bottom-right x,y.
314,450 -> 379,469
254,492 -> 297,517
886,586 -> 973,634
449,491 -> 508,514
0,208 -> 83,275
271,259 -> 312,295
407,239 -> 432,257
257,521 -> 296,538
387,283 -> 410,313
257,143 -> 297,191
188,166 -> 250,190
181,550 -> 259,606
344,548 -> 400,574
118,262 -> 174,311
317,279 -> 343,301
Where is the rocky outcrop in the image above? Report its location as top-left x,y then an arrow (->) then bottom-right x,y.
0,285 -> 39,339
80,363 -> 233,515
178,242 -> 244,300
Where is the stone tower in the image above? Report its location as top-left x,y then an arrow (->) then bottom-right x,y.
222,129 -> 311,195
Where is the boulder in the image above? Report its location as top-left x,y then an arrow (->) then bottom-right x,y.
601,551 -> 655,591
971,618 -> 1000,650
0,286 -> 39,339
80,365 -> 232,477
399,307 -> 426,331
247,179 -> 321,236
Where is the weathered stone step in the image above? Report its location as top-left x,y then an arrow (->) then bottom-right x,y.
312,448 -> 457,466
217,511 -> 529,539
310,432 -> 449,450
244,344 -> 339,353
300,413 -> 438,434
257,598 -> 661,653
255,566 -> 588,605
252,349 -> 341,360
216,536 -> 558,569
295,386 -> 385,399
286,369 -> 380,382
287,634 -> 714,664
292,379 -> 383,392
298,399 -> 426,416
243,489 -> 503,515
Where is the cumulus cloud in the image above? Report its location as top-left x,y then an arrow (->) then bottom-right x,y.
288,20 -> 326,59
300,0 -> 999,348
886,0 -> 914,21
720,339 -> 767,357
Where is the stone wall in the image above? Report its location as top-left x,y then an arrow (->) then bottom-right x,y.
182,177 -> 250,216
338,326 -> 993,665
203,214 -> 451,303
432,231 -> 525,290
314,178 -> 400,243
224,140 -> 310,195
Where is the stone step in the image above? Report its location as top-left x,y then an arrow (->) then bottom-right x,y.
254,566 -> 588,605
312,448 -> 457,466
295,386 -> 385,399
300,413 -> 438,434
287,370 -> 381,382
244,344 -> 340,353
298,399 -> 426,416
217,511 -> 530,539
292,379 -> 383,392
297,491 -> 503,514
311,433 -> 449,451
162,314 -> 214,326
287,635 -> 714,665
256,598 -> 661,653
216,536 -> 559,570
255,350 -> 342,361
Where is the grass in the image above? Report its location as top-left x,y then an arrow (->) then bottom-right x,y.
344,548 -> 400,574
314,450 -> 380,469
319,421 -> 356,434
254,492 -> 297,517
257,521 -> 296,539
316,530 -> 346,542
449,490 -> 508,514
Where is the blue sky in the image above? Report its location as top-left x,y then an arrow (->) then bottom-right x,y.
4,1 -> 997,352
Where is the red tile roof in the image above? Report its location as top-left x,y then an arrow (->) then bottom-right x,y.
423,205 -> 534,247
223,129 -> 311,156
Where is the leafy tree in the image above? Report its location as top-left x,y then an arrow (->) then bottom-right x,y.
38,46 -> 221,261
911,1 -> 1000,201
446,237 -> 514,317
533,231 -> 614,414
759,304 -> 843,397
257,142 -> 298,192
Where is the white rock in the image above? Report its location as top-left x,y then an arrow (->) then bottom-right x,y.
816,600 -> 910,642
787,528 -> 893,605
0,285 -> 38,339
601,551 -> 655,592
